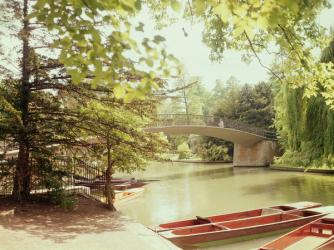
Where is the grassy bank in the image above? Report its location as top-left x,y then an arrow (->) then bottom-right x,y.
270,164 -> 334,174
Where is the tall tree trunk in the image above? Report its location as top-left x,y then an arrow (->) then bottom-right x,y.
182,81 -> 190,125
13,0 -> 31,201
105,138 -> 116,211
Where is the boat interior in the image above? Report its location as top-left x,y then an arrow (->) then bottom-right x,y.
272,205 -> 302,211
170,210 -> 322,236
159,205 -> 319,230
260,217 -> 334,250
114,188 -> 143,200
316,237 -> 334,250
195,206 -> 302,224
159,210 -> 263,229
159,219 -> 203,229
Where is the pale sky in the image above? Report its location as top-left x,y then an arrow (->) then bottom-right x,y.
140,2 -> 334,89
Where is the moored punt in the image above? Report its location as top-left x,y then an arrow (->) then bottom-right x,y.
159,206 -> 334,248
151,201 -> 321,232
75,178 -> 149,188
113,181 -> 148,190
114,187 -> 145,204
258,213 -> 334,250
315,236 -> 334,250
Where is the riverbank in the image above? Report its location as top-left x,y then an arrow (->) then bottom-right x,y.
270,164 -> 334,174
0,195 -> 179,250
170,159 -> 232,164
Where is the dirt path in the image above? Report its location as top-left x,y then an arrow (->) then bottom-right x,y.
0,196 -> 179,250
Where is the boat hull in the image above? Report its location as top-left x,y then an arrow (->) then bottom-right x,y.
316,239 -> 334,250
114,187 -> 145,205
163,214 -> 324,247
259,213 -> 334,250
152,201 -> 321,232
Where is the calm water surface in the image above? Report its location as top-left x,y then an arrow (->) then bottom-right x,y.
114,162 -> 334,250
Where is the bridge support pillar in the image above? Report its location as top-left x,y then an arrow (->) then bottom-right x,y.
233,140 -> 278,167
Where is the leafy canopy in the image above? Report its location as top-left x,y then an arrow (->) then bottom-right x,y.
31,0 -> 180,100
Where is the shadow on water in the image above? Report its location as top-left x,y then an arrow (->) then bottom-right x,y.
116,162 -> 234,181
158,166 -> 234,180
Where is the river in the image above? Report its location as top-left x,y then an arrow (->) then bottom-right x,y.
114,162 -> 334,249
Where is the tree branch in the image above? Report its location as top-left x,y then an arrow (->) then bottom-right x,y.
244,31 -> 286,85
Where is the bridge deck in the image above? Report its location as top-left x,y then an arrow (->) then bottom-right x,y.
144,126 -> 266,146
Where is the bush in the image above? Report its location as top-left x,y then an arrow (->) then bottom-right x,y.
177,142 -> 192,159
198,144 -> 231,161
41,165 -> 76,210
48,188 -> 77,210
275,150 -> 334,169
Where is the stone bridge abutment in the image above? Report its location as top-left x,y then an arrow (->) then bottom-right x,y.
233,140 -> 279,167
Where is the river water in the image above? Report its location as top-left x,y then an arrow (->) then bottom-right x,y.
114,162 -> 334,250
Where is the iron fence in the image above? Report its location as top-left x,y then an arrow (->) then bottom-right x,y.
0,157 -> 108,203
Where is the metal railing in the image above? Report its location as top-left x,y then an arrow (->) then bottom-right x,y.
150,113 -> 277,140
0,157 -> 108,203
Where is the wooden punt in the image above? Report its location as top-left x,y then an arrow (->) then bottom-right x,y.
75,178 -> 149,189
113,181 -> 148,190
151,201 -> 321,232
114,187 -> 145,204
315,235 -> 334,250
159,206 -> 334,248
259,213 -> 334,250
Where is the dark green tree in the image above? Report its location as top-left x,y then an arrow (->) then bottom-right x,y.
0,0 -> 177,201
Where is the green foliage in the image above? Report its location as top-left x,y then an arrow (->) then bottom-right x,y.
196,0 -> 330,63
183,0 -> 334,108
197,137 -> 232,162
177,142 -> 192,159
211,77 -> 242,119
79,98 -> 167,173
213,79 -> 274,130
275,149 -> 334,169
158,74 -> 274,161
239,82 -> 274,128
31,0 -> 180,100
158,74 -> 211,116
48,189 -> 77,210
0,0 -> 181,200
197,79 -> 274,161
165,135 -> 188,151
275,85 -> 334,168
32,157 -> 77,209
274,37 -> 334,168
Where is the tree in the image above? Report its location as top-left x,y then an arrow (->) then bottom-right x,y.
158,71 -> 211,117
156,73 -> 212,157
198,1 -> 334,110
212,76 -> 242,119
79,99 -> 166,210
197,136 -> 233,162
0,0 -> 178,201
148,1 -> 333,108
195,78 -> 274,161
237,82 -> 274,129
274,37 -> 334,168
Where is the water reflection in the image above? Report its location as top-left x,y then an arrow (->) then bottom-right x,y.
243,173 -> 334,205
120,162 -> 234,180
115,162 -> 334,249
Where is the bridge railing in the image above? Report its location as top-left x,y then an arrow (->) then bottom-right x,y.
150,114 -> 277,140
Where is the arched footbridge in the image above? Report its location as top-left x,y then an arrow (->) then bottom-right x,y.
144,114 -> 278,167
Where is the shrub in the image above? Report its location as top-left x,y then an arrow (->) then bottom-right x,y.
177,142 -> 192,159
